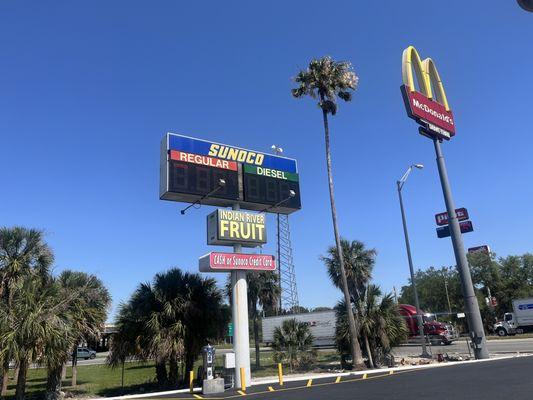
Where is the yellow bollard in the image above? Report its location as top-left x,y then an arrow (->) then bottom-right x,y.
362,373 -> 367,379
278,363 -> 284,386
189,370 -> 194,393
240,367 -> 246,391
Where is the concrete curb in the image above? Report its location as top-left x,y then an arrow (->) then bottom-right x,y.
95,353 -> 532,400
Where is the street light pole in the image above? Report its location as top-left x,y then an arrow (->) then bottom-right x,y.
397,164 -> 430,358
433,139 -> 489,359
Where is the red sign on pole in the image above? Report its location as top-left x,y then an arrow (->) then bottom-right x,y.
401,86 -> 456,138
199,252 -> 276,272
435,207 -> 469,226
468,245 -> 491,254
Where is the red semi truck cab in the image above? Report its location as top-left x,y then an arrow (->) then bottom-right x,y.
399,304 -> 458,345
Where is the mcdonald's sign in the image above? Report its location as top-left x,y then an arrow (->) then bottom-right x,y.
401,46 -> 455,140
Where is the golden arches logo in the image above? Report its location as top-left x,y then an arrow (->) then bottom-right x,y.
402,46 -> 450,112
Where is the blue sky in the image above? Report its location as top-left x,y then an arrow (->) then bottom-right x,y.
1,1 -> 532,319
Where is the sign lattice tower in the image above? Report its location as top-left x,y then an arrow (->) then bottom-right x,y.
277,213 -> 299,312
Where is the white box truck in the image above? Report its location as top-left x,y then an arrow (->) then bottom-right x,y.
493,297 -> 533,336
261,311 -> 336,347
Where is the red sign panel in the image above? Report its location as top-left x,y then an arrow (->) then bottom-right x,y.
402,86 -> 456,137
436,220 -> 474,238
468,245 -> 491,254
170,150 -> 238,171
435,207 -> 469,226
199,252 -> 276,272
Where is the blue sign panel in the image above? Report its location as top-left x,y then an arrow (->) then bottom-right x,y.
167,133 -> 298,173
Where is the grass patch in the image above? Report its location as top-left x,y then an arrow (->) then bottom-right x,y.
3,350 -> 340,399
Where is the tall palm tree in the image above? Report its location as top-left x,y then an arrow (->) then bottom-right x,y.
0,226 -> 53,395
292,56 -> 360,367
57,270 -> 111,387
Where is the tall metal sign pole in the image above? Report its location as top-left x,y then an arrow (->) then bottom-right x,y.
400,46 -> 489,359
230,203 -> 251,386
433,139 -> 489,358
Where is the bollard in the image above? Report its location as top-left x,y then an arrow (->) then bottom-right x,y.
278,363 -> 284,386
189,371 -> 194,393
240,367 -> 246,391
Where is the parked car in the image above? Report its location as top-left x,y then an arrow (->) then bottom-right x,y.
71,347 -> 97,360
493,297 -> 533,336
399,304 -> 459,345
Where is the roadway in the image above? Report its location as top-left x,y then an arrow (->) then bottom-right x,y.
393,337 -> 533,358
78,337 -> 533,367
152,355 -> 533,400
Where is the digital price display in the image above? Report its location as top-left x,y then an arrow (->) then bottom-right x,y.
160,134 -> 301,214
242,165 -> 301,210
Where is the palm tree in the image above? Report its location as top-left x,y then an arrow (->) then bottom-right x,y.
109,268 -> 225,385
322,238 -> 376,299
56,270 -> 111,387
0,275 -> 74,400
225,271 -> 280,368
292,56 -> 360,367
247,271 -> 280,368
0,226 -> 53,395
335,285 -> 407,368
321,238 -> 375,368
272,318 -> 315,372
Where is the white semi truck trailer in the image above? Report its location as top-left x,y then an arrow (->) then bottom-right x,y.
261,311 -> 336,347
494,297 -> 533,336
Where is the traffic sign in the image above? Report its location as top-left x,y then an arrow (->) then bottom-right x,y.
436,220 -> 474,238
435,207 -> 469,226
227,323 -> 233,337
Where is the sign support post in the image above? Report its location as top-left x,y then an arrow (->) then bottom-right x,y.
230,203 -> 251,388
433,138 -> 489,359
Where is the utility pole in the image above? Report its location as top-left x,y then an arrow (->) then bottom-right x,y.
444,269 -> 452,316
433,138 -> 489,359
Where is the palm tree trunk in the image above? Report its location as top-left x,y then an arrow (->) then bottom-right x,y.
363,333 -> 374,368
46,364 -> 63,400
155,361 -> 168,386
168,354 -> 179,386
1,361 -> 10,395
253,315 -> 261,368
14,357 -> 28,400
322,107 -> 364,368
61,363 -> 67,380
71,346 -> 78,387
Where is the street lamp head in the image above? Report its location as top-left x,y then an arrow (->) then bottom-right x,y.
271,144 -> 283,154
414,164 -> 424,169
